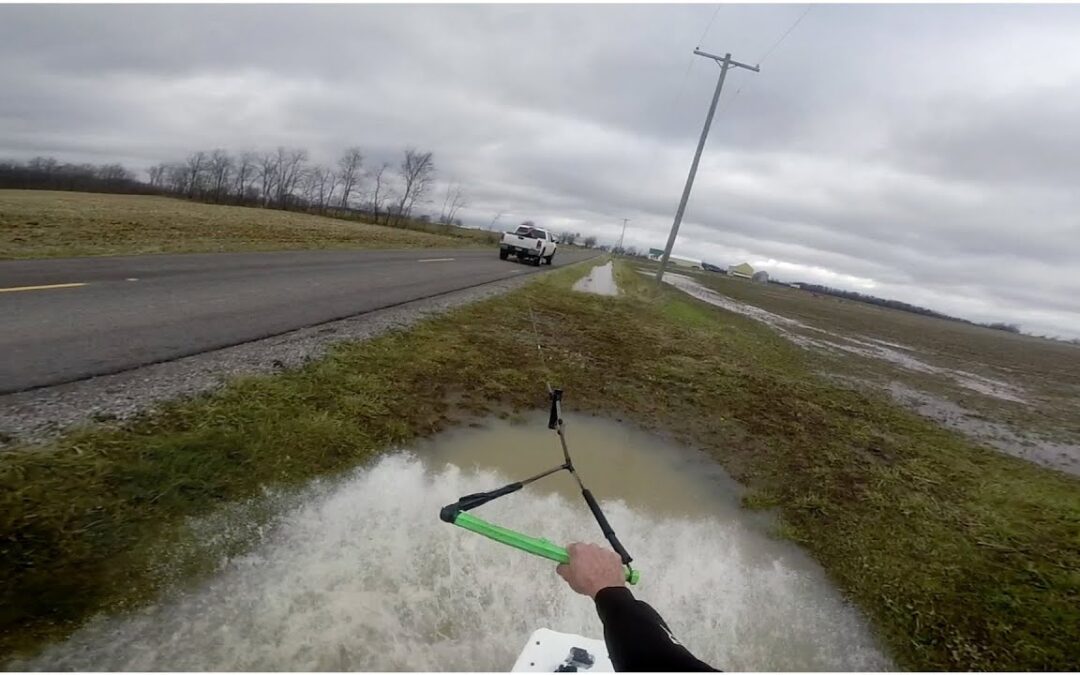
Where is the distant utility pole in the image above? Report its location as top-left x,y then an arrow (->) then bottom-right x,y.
616,218 -> 629,252
655,49 -> 759,284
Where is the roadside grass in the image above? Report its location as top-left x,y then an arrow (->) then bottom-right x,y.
2,260 -> 1078,669
0,190 -> 486,259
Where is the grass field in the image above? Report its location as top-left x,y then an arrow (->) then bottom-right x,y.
0,190 -> 489,259
646,265 -> 1080,471
1,260 -> 1078,669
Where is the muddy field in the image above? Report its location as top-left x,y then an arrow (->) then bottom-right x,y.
658,267 -> 1080,476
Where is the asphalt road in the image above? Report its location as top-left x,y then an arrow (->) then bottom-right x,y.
0,248 -> 597,393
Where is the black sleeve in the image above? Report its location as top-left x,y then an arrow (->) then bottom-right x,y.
594,587 -> 718,672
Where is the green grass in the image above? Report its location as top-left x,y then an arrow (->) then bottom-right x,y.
1,260 -> 1078,669
0,190 -> 493,259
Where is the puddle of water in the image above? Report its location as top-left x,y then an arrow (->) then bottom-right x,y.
885,381 -> 1080,475
12,414 -> 891,672
573,261 -> 619,296
661,273 -> 1027,403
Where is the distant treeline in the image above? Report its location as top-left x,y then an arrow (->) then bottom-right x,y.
1,147 -> 470,230
792,282 -> 1022,333
0,157 -> 155,195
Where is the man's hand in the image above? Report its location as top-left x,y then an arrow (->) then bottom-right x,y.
556,542 -> 625,598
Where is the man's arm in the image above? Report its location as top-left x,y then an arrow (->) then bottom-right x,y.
556,543 -> 717,672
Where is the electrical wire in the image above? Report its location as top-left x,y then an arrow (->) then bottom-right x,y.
696,4 -> 723,49
757,5 -> 813,66
709,6 -> 813,121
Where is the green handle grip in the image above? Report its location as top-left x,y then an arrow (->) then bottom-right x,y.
451,512 -> 640,585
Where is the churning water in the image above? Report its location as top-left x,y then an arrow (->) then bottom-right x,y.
15,414 -> 891,671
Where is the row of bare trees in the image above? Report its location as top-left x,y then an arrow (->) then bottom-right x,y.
0,157 -> 149,194
5,146 -> 471,232
147,146 -> 457,227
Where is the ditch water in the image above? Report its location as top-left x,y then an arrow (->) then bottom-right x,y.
15,414 -> 891,671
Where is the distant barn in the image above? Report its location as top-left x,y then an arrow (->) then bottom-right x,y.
728,262 -> 754,279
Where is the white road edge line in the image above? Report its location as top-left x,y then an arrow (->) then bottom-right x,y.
418,258 -> 456,263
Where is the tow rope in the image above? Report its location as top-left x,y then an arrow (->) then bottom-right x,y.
439,301 -> 639,584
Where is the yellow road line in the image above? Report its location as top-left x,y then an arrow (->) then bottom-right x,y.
0,282 -> 87,294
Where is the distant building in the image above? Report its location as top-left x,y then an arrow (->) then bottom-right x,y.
648,248 -> 665,261
789,283 -> 801,290
671,256 -> 702,270
728,262 -> 754,279
752,270 -> 769,283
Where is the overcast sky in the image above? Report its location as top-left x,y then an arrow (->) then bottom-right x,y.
2,4 -> 1079,337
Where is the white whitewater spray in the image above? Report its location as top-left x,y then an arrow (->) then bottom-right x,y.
16,417 -> 891,671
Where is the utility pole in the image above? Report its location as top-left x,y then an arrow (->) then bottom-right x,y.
616,218 -> 629,253
655,49 -> 759,284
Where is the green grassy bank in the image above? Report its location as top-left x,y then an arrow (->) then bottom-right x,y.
0,190 -> 492,259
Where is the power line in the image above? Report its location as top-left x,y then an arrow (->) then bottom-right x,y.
709,6 -> 812,121
673,4 -> 721,114
757,5 -> 813,66
696,4 -> 723,49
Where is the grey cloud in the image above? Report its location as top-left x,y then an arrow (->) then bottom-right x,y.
1,4 -> 1079,337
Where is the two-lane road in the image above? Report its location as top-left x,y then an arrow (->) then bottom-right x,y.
1,248 -> 597,393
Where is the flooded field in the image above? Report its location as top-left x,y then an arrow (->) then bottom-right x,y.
659,271 -> 1080,476
12,414 -> 890,671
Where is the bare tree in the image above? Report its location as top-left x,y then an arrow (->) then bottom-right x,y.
336,147 -> 363,210
207,149 -> 232,202
489,211 -> 505,231
394,149 -> 435,226
367,162 -> 390,224
97,163 -> 133,188
583,235 -> 597,248
439,183 -> 468,225
147,163 -> 167,188
27,156 -> 58,175
257,151 -> 278,207
165,163 -> 188,194
439,183 -> 454,223
233,151 -> 257,203
273,146 -> 308,209
300,166 -> 319,209
184,151 -> 207,199
305,165 -> 337,213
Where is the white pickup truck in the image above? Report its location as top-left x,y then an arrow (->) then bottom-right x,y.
499,225 -> 557,266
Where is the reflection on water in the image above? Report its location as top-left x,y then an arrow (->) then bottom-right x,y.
14,414 -> 891,671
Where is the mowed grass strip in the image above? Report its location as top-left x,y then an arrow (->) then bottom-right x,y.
1,260 -> 1077,670
0,190 -> 479,259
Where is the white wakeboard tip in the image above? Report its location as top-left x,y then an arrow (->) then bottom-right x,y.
511,627 -> 613,672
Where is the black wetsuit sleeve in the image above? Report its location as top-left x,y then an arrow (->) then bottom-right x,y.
594,587 -> 717,672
